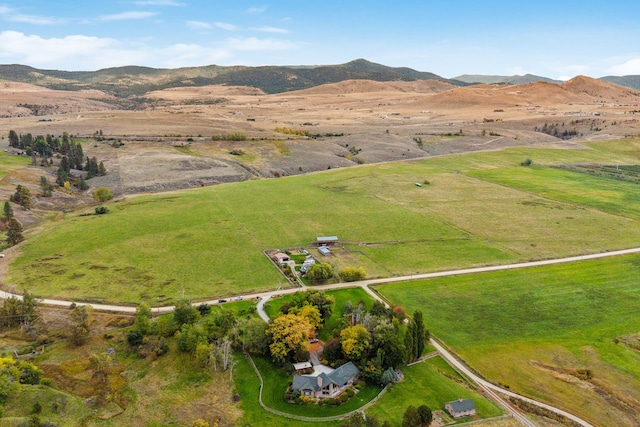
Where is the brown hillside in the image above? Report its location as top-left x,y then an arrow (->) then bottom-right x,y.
562,75 -> 640,101
292,79 -> 455,95
145,84 -> 264,101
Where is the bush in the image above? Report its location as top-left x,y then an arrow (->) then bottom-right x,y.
93,187 -> 113,202
345,387 -> 355,398
127,328 -> 144,346
94,205 -> 109,215
521,158 -> 533,166
339,266 -> 366,282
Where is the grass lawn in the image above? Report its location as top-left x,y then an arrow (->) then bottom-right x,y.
252,354 -> 382,418
377,254 -> 640,427
233,353 -> 342,427
366,357 -> 503,425
0,149 -> 31,180
8,141 -> 640,305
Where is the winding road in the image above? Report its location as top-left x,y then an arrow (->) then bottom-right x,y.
3,247 -> 633,426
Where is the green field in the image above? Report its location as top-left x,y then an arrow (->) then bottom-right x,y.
8,140 -> 640,305
366,357 -> 503,425
377,255 -> 640,427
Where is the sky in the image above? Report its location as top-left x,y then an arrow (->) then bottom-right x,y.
0,1 -> 639,79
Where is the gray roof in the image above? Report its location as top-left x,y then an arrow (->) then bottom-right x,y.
316,236 -> 338,242
292,362 -> 359,392
446,398 -> 476,413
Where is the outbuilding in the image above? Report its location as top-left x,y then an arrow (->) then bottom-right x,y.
444,398 -> 476,419
274,252 -> 290,264
316,236 -> 338,246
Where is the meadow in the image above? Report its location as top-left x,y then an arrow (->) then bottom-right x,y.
366,356 -> 503,425
377,254 -> 640,426
7,140 -> 640,305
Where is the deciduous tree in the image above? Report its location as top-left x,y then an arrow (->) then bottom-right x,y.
340,324 -> 370,361
266,313 -> 312,364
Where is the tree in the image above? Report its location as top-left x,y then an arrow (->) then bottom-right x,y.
173,299 -> 200,328
288,289 -> 335,323
241,317 -> 269,353
306,262 -> 334,283
8,130 -> 18,148
93,187 -> 113,202
9,185 -> 31,210
413,311 -> 426,359
380,367 -> 396,386
39,176 -> 53,197
6,218 -> 24,246
339,266 -> 366,282
67,305 -> 93,346
266,313 -> 312,364
3,201 -> 13,220
402,405 -> 421,427
340,324 -> 370,361
290,304 -> 322,330
417,405 -> 433,426
134,303 -> 152,334
404,319 -> 416,363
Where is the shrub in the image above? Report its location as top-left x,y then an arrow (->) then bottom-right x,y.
345,387 -> 355,397
94,206 -> 109,215
93,187 -> 113,202
127,328 -> 144,346
339,266 -> 366,282
521,158 -> 533,166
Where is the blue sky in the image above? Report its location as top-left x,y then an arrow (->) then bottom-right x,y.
0,1 -> 639,79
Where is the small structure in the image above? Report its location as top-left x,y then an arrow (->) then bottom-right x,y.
274,252 -> 290,264
318,246 -> 331,256
292,361 -> 312,372
316,236 -> 338,246
444,398 -> 476,419
292,362 -> 359,399
300,258 -> 316,273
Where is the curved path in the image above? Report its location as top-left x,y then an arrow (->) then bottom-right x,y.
3,248 -> 633,426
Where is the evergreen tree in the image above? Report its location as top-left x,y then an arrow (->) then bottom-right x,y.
413,311 -> 425,359
39,176 -> 53,197
404,319 -> 415,363
8,130 -> 18,147
3,201 -> 13,220
98,161 -> 106,176
6,217 -> 24,246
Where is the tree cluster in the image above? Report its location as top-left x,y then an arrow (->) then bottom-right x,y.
9,185 -> 32,210
7,130 -> 106,190
402,404 -> 433,427
323,302 -> 428,383
0,357 -> 43,403
0,291 -> 38,329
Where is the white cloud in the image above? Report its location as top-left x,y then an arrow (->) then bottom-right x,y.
606,58 -> 640,76
98,11 -> 158,21
251,26 -> 288,34
226,37 -> 299,51
0,6 -> 61,25
157,43 -> 233,67
247,6 -> 267,14
214,22 -> 239,31
0,31 -> 120,68
186,20 -> 212,31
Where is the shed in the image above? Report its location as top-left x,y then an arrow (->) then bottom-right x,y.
444,398 -> 476,419
316,236 -> 338,246
293,361 -> 312,372
318,246 -> 331,256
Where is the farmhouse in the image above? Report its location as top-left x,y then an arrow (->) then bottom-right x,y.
292,362 -> 359,398
444,398 -> 476,418
274,252 -> 290,264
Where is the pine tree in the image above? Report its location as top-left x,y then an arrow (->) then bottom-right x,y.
8,130 -> 19,147
6,217 -> 24,246
413,310 -> 425,359
3,201 -> 13,220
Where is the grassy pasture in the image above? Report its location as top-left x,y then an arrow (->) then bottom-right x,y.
366,357 -> 503,425
7,141 -> 640,304
377,254 -> 640,426
470,164 -> 640,220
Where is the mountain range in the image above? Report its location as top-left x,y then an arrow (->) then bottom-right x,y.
0,58 -> 638,97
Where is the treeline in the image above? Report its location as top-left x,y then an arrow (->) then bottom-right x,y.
7,130 -> 106,188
